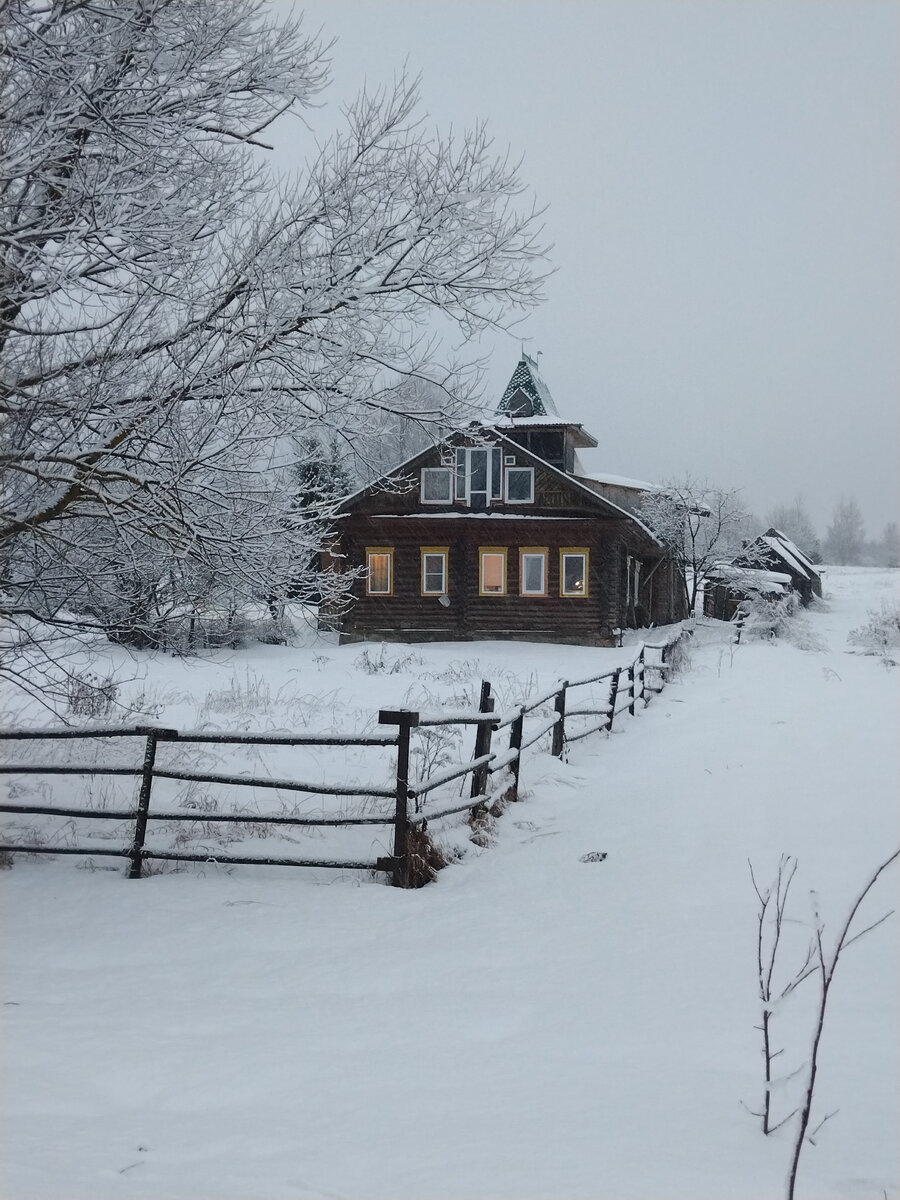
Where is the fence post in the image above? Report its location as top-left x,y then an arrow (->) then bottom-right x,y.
378,708 -> 419,888
551,681 -> 568,759
639,648 -> 648,706
607,667 -> 622,732
506,708 -> 524,802
470,680 -> 495,802
659,643 -> 668,694
628,661 -> 636,716
127,727 -> 173,879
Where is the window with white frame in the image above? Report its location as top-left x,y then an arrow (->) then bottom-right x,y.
479,547 -> 507,595
455,446 -> 503,508
560,548 -> 589,597
366,547 -> 393,595
421,547 -> 448,595
505,466 -> 534,503
519,548 -> 547,596
420,467 -> 453,503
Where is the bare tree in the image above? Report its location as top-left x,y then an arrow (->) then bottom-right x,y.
639,476 -> 756,613
765,498 -> 821,564
875,521 -> 900,569
785,847 -> 899,1200
748,856 -> 816,1135
823,497 -> 866,565
749,850 -> 899,1200
0,0 -> 547,693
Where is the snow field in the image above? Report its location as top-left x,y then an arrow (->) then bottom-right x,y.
1,568 -> 898,1199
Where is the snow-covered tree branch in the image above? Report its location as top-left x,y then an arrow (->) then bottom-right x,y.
638,476 -> 756,613
0,0 -> 548,683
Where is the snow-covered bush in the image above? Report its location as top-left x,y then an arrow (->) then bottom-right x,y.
847,601 -> 900,666
354,646 -> 424,675
66,672 -> 119,718
666,630 -> 694,676
740,593 -> 826,652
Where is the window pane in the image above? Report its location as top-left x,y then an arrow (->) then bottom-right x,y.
522,554 -> 545,593
491,448 -> 502,498
482,553 -> 505,593
422,469 -> 452,501
455,448 -> 467,499
423,553 -> 446,593
563,554 -> 586,594
368,553 -> 391,594
469,450 -> 487,492
506,468 -> 534,502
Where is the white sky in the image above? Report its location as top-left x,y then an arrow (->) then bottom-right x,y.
265,0 -> 898,537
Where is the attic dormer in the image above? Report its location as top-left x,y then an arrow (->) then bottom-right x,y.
504,387 -> 539,417
492,352 -> 597,473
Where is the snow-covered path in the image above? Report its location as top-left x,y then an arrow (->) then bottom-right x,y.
2,569 -> 898,1199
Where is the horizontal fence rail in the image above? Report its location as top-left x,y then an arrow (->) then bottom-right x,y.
1,626 -> 699,887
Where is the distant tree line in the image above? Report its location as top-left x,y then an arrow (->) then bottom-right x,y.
764,496 -> 899,568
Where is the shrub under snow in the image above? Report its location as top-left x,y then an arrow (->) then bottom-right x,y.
847,601 -> 900,665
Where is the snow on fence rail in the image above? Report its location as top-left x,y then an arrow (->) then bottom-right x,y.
0,626 -> 699,887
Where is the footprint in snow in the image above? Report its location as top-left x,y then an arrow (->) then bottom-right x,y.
580,851 -> 608,863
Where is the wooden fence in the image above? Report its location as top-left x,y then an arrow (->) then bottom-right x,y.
0,627 -> 695,887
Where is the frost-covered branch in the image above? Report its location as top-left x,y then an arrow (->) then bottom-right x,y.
639,476 -> 756,613
0,0 -> 548,693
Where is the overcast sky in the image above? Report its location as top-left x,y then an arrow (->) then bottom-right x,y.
266,0 -> 898,536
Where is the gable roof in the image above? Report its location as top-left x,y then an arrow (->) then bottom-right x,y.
496,353 -> 559,418
762,528 -> 819,578
333,424 -> 662,546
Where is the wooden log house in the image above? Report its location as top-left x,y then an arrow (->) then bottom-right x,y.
327,355 -> 687,646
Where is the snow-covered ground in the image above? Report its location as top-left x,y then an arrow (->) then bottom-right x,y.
2,568 -> 898,1199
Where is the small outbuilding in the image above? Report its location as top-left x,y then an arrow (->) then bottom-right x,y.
703,527 -> 823,620
702,565 -> 793,621
733,528 -> 823,606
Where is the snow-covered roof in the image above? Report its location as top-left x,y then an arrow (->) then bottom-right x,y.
710,564 -> 792,594
763,528 -> 818,577
495,353 -> 559,418
340,512 -> 592,521
762,535 -> 810,580
493,414 -> 572,427
580,471 -> 660,492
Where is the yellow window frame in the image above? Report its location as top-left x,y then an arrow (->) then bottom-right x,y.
420,546 -> 449,596
479,546 -> 508,596
560,547 -> 590,598
365,546 -> 394,596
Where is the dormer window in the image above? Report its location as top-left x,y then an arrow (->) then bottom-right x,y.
420,467 -> 453,503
